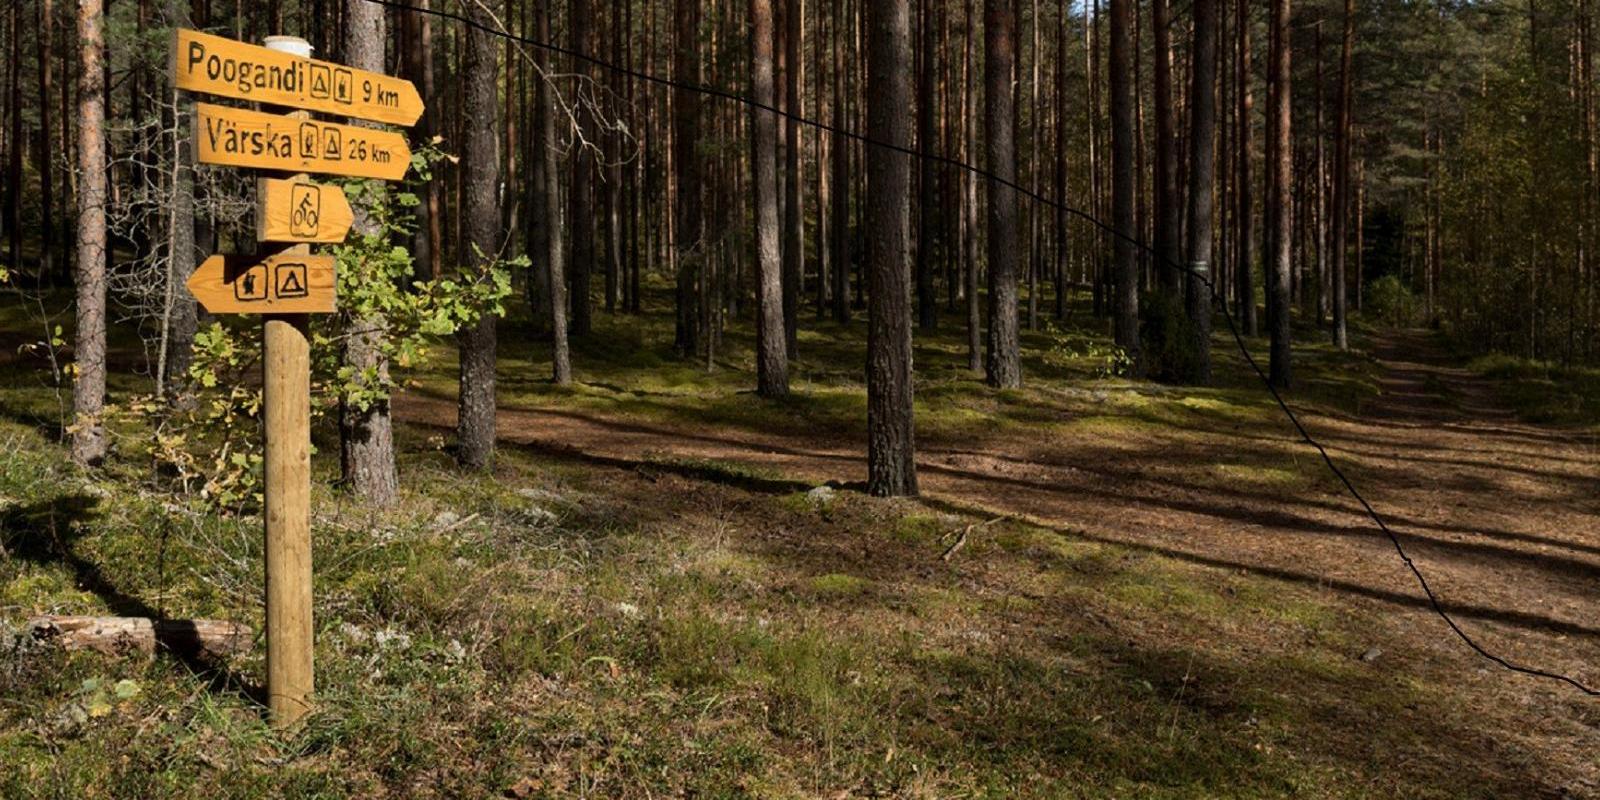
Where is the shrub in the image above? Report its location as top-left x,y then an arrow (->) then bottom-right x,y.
1365,275 -> 1420,327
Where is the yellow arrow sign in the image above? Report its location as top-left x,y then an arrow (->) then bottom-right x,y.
186,253 -> 337,314
173,29 -> 423,126
195,102 -> 411,180
257,178 -> 354,243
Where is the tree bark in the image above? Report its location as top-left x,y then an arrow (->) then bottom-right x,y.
984,0 -> 1022,388
1235,0 -> 1257,336
570,0 -> 596,337
782,0 -> 805,358
26,615 -> 252,661
535,0 -> 571,384
752,0 -> 789,396
1109,0 -> 1140,363
1267,0 -> 1293,387
672,0 -> 704,359
456,0 -> 504,469
339,0 -> 399,504
1331,0 -> 1354,350
831,0 -> 852,323
37,0 -> 56,284
916,0 -> 938,331
1183,0 -> 1218,383
73,0 -> 108,467
1152,0 -> 1181,289
404,0 -> 440,283
866,0 -> 918,497
964,0 -> 981,371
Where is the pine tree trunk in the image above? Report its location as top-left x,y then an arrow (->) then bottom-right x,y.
536,0 -> 571,384
1183,0 -> 1218,383
1152,0 -> 1180,289
570,0 -> 596,337
916,0 -> 938,331
1235,0 -> 1257,336
1109,0 -> 1140,364
964,0 -> 981,370
782,0 -> 805,358
456,0 -> 504,469
405,0 -> 440,283
752,0 -> 789,396
340,0 -> 399,503
37,0 -> 55,284
1331,0 -> 1354,350
831,0 -> 852,323
866,0 -> 918,497
984,0 -> 1022,388
1053,0 -> 1068,321
1267,0 -> 1293,387
73,0 -> 108,467
672,0 -> 704,359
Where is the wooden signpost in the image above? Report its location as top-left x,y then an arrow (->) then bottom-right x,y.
176,31 -> 421,727
186,254 -> 338,314
194,102 -> 412,180
257,178 -> 355,243
173,29 -> 423,126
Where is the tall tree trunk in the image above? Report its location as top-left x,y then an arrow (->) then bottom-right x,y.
38,0 -> 55,284
73,0 -> 107,467
1109,0 -> 1140,363
1267,0 -> 1293,387
1053,0 -> 1069,321
831,0 -> 852,323
570,0 -> 596,337
456,0 -> 504,469
916,0 -> 938,330
340,0 -> 399,503
605,1 -> 624,315
535,0 -> 571,384
405,0 -> 441,283
1330,0 -> 1354,350
782,0 -> 805,358
673,0 -> 704,358
6,2 -> 21,278
984,0 -> 1022,388
964,0 -> 981,370
1026,0 -> 1040,330
1152,0 -> 1180,289
1235,0 -> 1257,336
866,0 -> 918,497
1183,0 -> 1218,382
752,0 -> 789,395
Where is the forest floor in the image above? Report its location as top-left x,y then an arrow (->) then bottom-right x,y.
3,291 -> 1599,798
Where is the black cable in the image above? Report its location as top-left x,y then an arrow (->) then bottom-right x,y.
360,0 -> 1599,697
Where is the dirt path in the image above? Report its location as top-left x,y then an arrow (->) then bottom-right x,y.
396,329 -> 1600,700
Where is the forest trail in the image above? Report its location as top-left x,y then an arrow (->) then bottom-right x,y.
396,328 -> 1600,693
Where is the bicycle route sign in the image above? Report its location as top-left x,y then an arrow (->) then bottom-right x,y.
256,178 -> 355,243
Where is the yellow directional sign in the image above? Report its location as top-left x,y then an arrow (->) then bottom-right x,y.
173,29 -> 423,126
257,178 -> 354,243
194,102 -> 411,180
186,253 -> 337,314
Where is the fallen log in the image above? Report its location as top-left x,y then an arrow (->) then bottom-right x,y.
25,615 -> 253,661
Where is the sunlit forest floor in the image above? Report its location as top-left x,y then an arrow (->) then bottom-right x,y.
2,284 -> 1598,798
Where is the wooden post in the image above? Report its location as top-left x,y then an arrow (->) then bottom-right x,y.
261,34 -> 315,729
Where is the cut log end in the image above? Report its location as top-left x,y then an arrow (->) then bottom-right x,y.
25,615 -> 254,662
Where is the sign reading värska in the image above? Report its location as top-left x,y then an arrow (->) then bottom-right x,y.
194,102 -> 412,180
174,29 -> 423,127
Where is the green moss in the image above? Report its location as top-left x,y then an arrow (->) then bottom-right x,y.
808,572 -> 870,597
